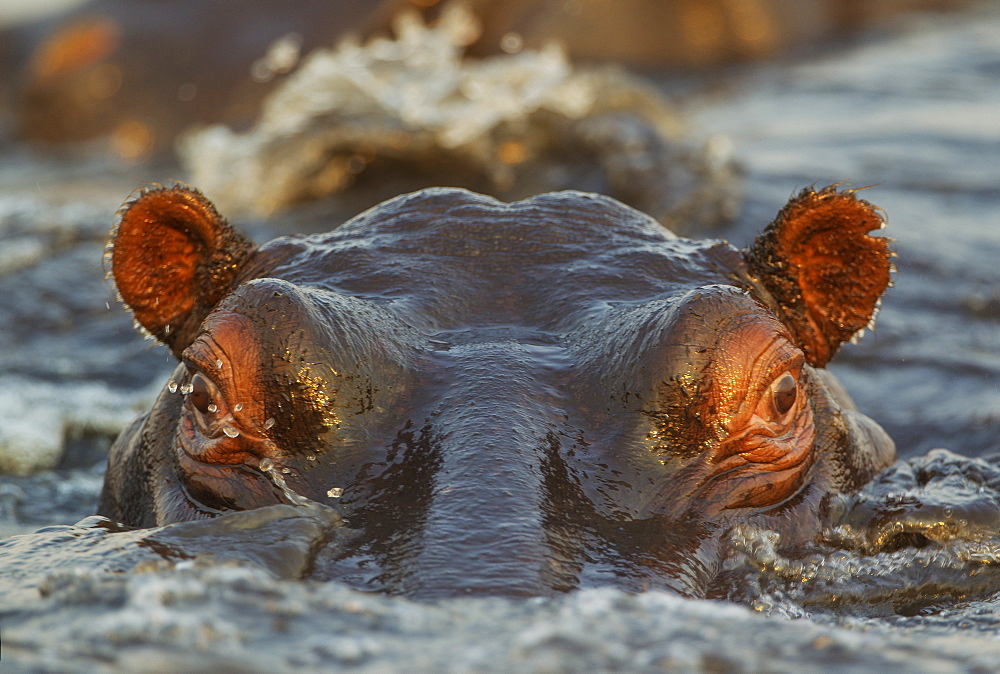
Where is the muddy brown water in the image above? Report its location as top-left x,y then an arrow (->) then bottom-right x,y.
1,6 -> 1000,671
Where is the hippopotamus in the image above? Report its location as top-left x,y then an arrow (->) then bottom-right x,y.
98,184 -> 895,597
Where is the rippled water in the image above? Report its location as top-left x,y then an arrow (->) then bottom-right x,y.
2,5 -> 1000,671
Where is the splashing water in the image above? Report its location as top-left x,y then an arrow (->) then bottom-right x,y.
258,458 -> 314,507
719,450 -> 1000,624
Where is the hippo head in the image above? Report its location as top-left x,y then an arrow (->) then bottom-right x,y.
100,185 -> 895,597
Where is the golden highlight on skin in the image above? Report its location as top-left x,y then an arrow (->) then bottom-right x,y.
297,366 -> 342,432
648,302 -> 813,513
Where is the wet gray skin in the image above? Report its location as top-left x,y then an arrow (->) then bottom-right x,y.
99,185 -> 896,598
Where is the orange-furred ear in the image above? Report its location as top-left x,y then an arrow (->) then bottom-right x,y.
108,185 -> 255,357
743,186 -> 892,368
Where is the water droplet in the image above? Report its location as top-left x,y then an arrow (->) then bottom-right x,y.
327,487 -> 343,498
281,467 -> 291,474
264,417 -> 276,430
499,31 -> 523,55
234,403 -> 243,412
207,403 -> 218,413
180,383 -> 193,395
216,359 -> 223,369
307,455 -> 317,462
164,324 -> 172,335
257,457 -> 311,506
167,380 -> 178,393
104,301 -> 111,310
222,425 -> 239,438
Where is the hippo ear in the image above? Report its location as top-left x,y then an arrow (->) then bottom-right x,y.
742,186 -> 892,368
109,185 -> 255,357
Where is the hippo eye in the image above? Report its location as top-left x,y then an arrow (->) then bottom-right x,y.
770,372 -> 798,417
189,373 -> 214,414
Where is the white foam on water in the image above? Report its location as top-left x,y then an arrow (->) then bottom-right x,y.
0,376 -> 159,475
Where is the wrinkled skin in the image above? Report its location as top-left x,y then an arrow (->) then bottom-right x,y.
99,185 -> 895,597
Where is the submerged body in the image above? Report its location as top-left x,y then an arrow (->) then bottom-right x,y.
100,185 -> 894,597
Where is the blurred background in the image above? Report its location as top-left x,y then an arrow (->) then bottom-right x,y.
0,0 -> 983,164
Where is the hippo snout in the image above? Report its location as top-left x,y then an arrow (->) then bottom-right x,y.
393,342 -> 573,596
